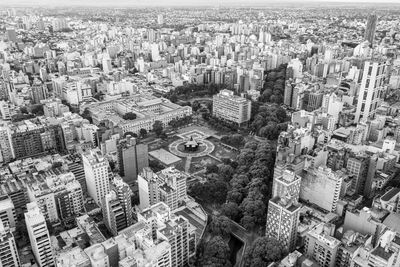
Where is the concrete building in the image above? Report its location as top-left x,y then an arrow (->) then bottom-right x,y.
138,167 -> 187,211
365,14 -> 378,46
304,223 -> 340,267
31,78 -> 48,104
272,168 -> 302,200
102,190 -> 129,236
0,220 -> 20,267
83,149 -> 110,206
300,166 -> 344,213
25,202 -> 54,267
355,60 -> 387,122
56,247 -> 90,267
347,154 -> 370,195
0,195 -> 16,232
86,96 -> 192,135
117,135 -> 148,183
158,167 -> 188,211
0,123 -> 14,164
138,167 -> 160,211
212,89 -> 251,125
266,196 -> 301,252
266,166 -> 301,252
84,243 -> 110,267
139,202 -> 195,267
27,172 -> 84,223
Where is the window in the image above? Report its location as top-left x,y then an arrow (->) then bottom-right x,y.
368,66 -> 373,76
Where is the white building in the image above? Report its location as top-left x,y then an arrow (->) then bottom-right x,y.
212,89 -> 251,125
25,202 -> 54,267
83,149 -> 110,206
0,220 -> 20,267
355,60 -> 387,122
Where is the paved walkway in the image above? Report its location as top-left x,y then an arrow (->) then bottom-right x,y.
169,139 -> 215,158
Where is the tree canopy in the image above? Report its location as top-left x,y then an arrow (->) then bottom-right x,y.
244,237 -> 285,267
152,120 -> 163,136
122,112 -> 137,120
201,236 -> 232,267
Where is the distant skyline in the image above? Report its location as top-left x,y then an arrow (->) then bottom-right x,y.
3,0 -> 400,7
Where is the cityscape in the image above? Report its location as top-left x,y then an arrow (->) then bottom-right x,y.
0,1 -> 399,267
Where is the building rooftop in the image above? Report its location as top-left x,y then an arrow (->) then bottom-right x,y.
149,149 -> 181,166
383,213 -> 400,234
56,247 -> 90,267
381,187 -> 400,202
370,246 -> 393,261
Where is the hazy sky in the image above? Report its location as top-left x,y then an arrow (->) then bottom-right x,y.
4,0 -> 400,7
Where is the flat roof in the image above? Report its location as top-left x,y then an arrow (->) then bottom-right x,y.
149,149 -> 181,166
381,188 -> 400,202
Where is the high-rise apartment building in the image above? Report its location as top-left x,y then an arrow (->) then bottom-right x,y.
365,14 -> 378,46
212,89 -> 251,125
0,124 -> 14,164
52,18 -> 67,32
157,14 -> 164,25
118,135 -> 148,183
102,177 -> 133,236
31,78 -> 48,104
0,220 -> 20,267
304,223 -> 340,267
25,202 -> 54,267
266,168 -> 301,252
83,149 -> 110,206
27,172 -> 84,223
300,166 -> 345,213
139,202 -> 195,267
103,190 -> 126,236
6,28 -> 16,42
138,167 -> 187,211
138,167 -> 160,210
158,167 -> 187,211
113,176 -> 133,226
0,195 -> 16,232
347,154 -> 370,195
355,60 -> 387,122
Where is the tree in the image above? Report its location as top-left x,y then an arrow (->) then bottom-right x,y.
139,128 -> 147,138
244,237 -> 285,267
218,164 -> 235,182
192,100 -> 201,112
206,164 -> 219,174
152,120 -> 163,137
123,112 -> 137,120
124,132 -> 138,138
209,216 -> 232,238
20,106 -> 29,114
81,108 -> 93,124
221,202 -> 242,222
201,236 -> 232,267
51,162 -> 63,169
31,104 -> 44,116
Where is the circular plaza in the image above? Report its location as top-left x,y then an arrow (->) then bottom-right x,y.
169,130 -> 215,158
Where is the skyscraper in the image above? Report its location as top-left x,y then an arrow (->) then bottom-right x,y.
266,168 -> 301,252
25,202 -> 54,267
365,14 -> 377,46
83,149 -> 110,206
117,135 -> 148,184
157,14 -> 164,25
355,60 -> 387,122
